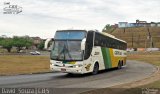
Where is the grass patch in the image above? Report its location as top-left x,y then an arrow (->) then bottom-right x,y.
142,80 -> 160,88
0,55 -> 50,75
127,52 -> 160,66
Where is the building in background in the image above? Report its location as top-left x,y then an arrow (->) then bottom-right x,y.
118,19 -> 160,28
118,22 -> 128,28
111,24 -> 118,28
31,37 -> 42,49
0,35 -> 8,38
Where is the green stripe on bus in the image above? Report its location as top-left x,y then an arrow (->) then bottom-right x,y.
106,48 -> 112,68
101,48 -> 108,68
101,47 -> 111,69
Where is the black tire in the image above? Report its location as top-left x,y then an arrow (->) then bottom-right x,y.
68,73 -> 73,75
118,61 -> 122,69
67,73 -> 73,76
121,61 -> 123,66
92,63 -> 99,75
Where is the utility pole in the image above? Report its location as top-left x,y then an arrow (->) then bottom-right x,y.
132,32 -> 133,48
137,34 -> 140,46
145,37 -> 147,50
147,27 -> 153,48
147,27 -> 150,47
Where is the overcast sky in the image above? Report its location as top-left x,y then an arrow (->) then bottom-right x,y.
0,0 -> 160,39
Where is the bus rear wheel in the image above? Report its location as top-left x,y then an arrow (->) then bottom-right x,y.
92,63 -> 99,75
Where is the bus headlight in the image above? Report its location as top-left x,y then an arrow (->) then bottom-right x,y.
74,64 -> 83,68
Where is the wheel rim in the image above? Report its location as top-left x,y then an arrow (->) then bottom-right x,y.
93,64 -> 98,74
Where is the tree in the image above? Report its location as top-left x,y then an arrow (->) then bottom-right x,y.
13,36 -> 33,52
102,24 -> 116,33
0,38 -> 13,52
38,41 -> 44,50
0,36 -> 33,53
0,37 -> 4,42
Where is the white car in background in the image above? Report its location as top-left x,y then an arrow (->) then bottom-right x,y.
30,51 -> 41,55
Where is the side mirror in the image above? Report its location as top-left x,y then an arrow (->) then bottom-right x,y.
81,38 -> 86,50
44,38 -> 53,50
51,39 -> 55,50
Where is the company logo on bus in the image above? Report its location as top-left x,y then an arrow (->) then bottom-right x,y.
114,51 -> 122,55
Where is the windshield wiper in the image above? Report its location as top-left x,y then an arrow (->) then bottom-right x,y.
57,45 -> 65,60
57,41 -> 73,60
66,41 -> 72,60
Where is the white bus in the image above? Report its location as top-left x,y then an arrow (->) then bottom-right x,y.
49,30 -> 127,74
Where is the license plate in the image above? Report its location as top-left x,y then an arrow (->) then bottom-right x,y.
61,68 -> 66,72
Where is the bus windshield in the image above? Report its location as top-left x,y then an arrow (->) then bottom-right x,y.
54,30 -> 86,40
50,40 -> 83,61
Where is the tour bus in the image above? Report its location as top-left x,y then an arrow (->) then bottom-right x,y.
49,30 -> 127,75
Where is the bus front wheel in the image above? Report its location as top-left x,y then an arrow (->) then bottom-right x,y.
118,61 -> 122,69
92,63 -> 99,75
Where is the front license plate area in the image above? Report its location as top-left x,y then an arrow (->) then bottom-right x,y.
61,68 -> 66,72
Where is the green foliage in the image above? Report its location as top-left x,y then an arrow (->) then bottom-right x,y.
0,38 -> 13,52
38,41 -> 44,50
102,24 -> 116,33
0,37 -> 4,41
0,37 -> 33,53
12,36 -> 33,52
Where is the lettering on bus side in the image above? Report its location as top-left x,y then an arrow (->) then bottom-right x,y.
94,52 -> 100,55
114,51 -> 122,55
123,52 -> 127,55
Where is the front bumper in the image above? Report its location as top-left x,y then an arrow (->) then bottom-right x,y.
50,64 -> 83,74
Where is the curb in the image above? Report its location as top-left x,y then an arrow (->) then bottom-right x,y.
0,71 -> 58,76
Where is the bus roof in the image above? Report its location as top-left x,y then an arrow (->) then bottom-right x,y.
56,30 -> 87,32
56,29 -> 126,43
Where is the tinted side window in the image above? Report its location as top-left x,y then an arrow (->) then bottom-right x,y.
94,32 -> 127,50
84,31 -> 94,60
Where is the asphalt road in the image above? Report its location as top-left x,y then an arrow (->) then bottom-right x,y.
0,60 -> 156,94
